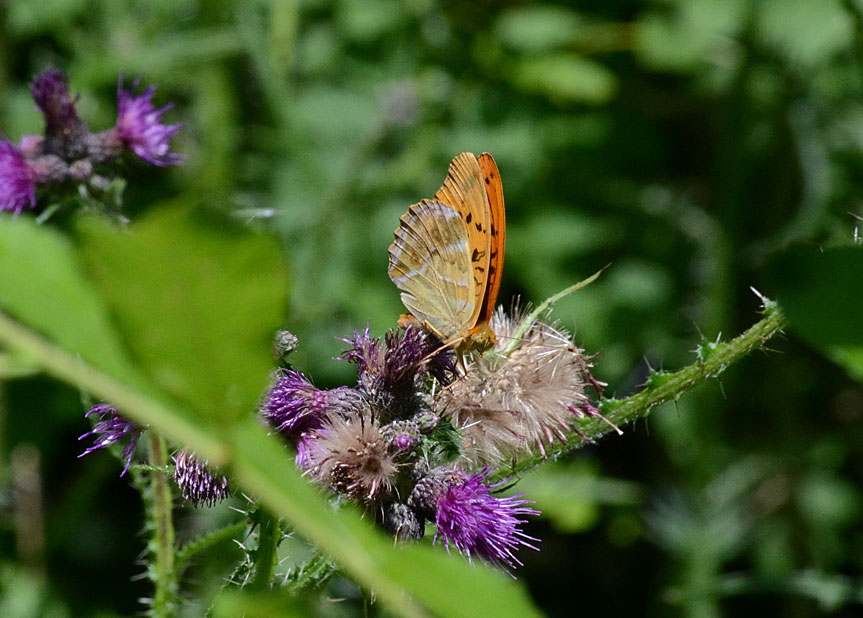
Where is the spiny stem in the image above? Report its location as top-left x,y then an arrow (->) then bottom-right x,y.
147,430 -> 177,617
174,521 -> 247,578
251,507 -> 279,590
500,304 -> 787,480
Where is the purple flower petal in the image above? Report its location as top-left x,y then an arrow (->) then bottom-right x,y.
433,468 -> 540,571
78,404 -> 142,476
115,78 -> 183,166
0,141 -> 37,214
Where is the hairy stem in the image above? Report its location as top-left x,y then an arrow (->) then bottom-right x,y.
147,431 -> 177,617
251,507 -> 279,590
501,304 -> 787,480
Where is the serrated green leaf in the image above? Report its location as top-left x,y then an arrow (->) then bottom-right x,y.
77,206 -> 289,424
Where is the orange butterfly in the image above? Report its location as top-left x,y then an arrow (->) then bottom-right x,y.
388,152 -> 506,352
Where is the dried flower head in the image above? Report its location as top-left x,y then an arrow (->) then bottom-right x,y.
113,78 -> 183,166
436,307 -> 602,464
173,449 -> 231,507
308,414 -> 398,503
410,467 -> 539,570
78,404 -> 143,476
0,141 -> 37,213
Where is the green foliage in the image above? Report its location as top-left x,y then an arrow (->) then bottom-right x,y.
78,207 -> 287,425
767,245 -> 863,379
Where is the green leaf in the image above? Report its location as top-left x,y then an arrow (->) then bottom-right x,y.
212,590 -> 307,618
519,463 -> 642,534
765,245 -> 863,379
511,54 -> 617,105
0,217 -> 138,385
77,206 -> 289,424
495,6 -> 582,53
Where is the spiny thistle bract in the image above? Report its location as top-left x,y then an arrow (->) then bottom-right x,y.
173,449 -> 231,507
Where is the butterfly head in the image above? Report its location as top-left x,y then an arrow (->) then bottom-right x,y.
462,321 -> 497,353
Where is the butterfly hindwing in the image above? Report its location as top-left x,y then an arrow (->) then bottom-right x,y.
433,152 -> 492,331
388,199 -> 476,341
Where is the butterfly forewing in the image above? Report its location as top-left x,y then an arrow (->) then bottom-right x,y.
476,152 -> 505,326
433,152 -> 492,331
388,199 -> 476,341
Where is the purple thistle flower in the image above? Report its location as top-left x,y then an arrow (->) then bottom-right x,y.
0,141 -> 37,213
78,404 -> 142,476
338,324 -> 381,379
173,449 -> 231,507
29,69 -> 88,158
416,468 -> 540,571
340,325 -> 454,420
261,369 -> 364,466
114,78 -> 183,166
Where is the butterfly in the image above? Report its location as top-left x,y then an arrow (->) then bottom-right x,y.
388,152 -> 506,353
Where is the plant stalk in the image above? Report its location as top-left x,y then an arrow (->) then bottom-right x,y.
147,430 -> 177,617
500,305 -> 787,480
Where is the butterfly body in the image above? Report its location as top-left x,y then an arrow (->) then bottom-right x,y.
388,152 -> 505,352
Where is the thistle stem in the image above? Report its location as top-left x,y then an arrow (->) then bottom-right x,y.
251,507 -> 279,590
147,430 -> 177,617
501,305 -> 787,480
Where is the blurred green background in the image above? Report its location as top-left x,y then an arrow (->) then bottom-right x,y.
2,0 -> 863,616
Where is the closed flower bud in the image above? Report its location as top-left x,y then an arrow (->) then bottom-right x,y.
381,419 -> 422,455
173,449 -> 231,507
382,502 -> 424,541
